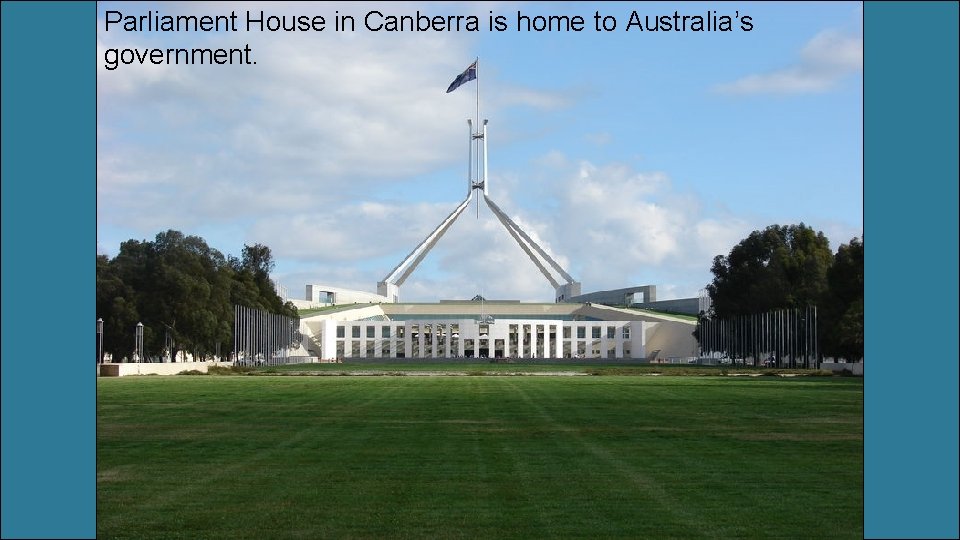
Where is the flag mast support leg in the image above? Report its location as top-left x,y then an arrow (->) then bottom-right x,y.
467,119 -> 473,197
483,120 -> 489,196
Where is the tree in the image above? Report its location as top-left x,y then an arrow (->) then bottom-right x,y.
97,254 -> 141,360
241,243 -> 274,278
822,237 -> 864,361
234,243 -> 297,318
706,223 -> 833,318
95,231 -> 294,361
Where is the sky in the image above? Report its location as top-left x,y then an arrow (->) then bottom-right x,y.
96,1 -> 863,303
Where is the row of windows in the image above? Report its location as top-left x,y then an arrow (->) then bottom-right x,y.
334,324 -> 631,340
332,339 -> 633,359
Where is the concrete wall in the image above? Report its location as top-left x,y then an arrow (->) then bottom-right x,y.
299,305 -> 388,357
99,362 -> 234,377
635,298 -> 700,315
643,321 -> 699,359
306,284 -> 389,305
568,285 -> 657,305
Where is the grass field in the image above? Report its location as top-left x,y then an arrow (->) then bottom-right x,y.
245,362 -> 835,376
98,374 -> 862,539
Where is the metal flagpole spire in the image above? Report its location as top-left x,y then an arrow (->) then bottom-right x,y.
475,57 -> 480,139
475,57 -> 480,218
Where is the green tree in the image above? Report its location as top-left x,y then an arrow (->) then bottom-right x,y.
234,244 -> 298,318
700,224 -> 832,367
97,254 -> 140,360
706,223 -> 833,318
822,237 -> 864,361
96,231 -> 296,361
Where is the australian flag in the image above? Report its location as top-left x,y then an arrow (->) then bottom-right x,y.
446,61 -> 477,93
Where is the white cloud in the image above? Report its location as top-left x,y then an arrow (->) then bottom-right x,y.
714,28 -> 862,95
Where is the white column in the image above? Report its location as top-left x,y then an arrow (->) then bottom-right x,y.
628,322 -> 640,359
444,324 -> 451,357
531,324 -> 539,359
543,323 -> 551,359
321,319 -> 337,362
600,325 -> 609,360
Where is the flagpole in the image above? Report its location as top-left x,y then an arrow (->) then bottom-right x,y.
475,57 -> 480,137
474,56 -> 486,219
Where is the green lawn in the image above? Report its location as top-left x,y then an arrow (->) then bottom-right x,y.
98,375 -> 862,539
253,362 -> 833,376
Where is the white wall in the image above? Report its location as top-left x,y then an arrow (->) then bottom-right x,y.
99,362 -> 234,377
305,284 -> 389,305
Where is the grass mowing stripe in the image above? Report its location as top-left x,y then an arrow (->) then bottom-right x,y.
98,376 -> 862,539
505,377 -> 716,537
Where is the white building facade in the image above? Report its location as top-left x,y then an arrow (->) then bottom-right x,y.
312,318 -> 643,361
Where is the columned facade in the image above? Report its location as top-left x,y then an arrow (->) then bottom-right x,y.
316,318 -> 641,361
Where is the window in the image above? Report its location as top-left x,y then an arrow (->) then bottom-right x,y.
352,326 -> 361,339
366,326 -> 375,339
577,326 -> 586,339
592,327 -> 601,339
622,326 -> 631,339
607,326 -> 616,339
563,326 -> 571,339
382,326 -> 391,338
336,326 -> 345,339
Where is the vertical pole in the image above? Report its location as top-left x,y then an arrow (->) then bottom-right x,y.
475,57 -> 480,146
813,305 -> 819,368
475,58 -> 481,219
97,318 -> 104,364
135,322 -> 143,363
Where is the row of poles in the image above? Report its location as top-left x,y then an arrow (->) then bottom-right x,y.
233,305 -> 301,366
94,319 -> 145,363
697,306 -> 819,368
96,307 -> 297,364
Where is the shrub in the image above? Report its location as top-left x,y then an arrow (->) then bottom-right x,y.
207,365 -> 257,375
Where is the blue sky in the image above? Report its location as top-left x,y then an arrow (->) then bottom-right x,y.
97,1 -> 863,302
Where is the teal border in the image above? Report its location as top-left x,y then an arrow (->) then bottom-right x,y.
2,1 -> 958,538
864,2 -> 959,538
1,2 -> 96,538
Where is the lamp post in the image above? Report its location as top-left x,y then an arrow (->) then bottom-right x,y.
135,322 -> 144,363
96,318 -> 104,364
